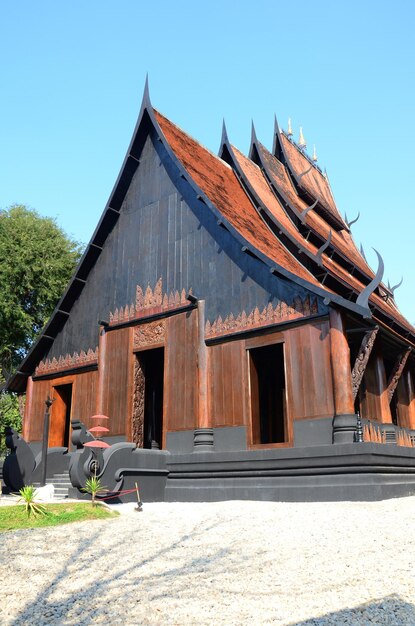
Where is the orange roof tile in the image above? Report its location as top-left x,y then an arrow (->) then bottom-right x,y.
154,109 -> 414,337
154,110 -> 319,287
280,132 -> 346,226
257,141 -> 374,278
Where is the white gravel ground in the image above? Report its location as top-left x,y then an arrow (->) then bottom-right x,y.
1,497 -> 415,625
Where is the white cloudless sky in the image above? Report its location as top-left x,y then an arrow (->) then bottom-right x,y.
1,0 -> 414,321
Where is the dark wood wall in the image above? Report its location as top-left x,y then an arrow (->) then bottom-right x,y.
209,341 -> 248,428
164,310 -> 198,435
28,316 -> 335,448
360,347 -> 393,423
396,369 -> 415,428
101,327 -> 134,437
284,321 -> 334,421
45,133 -> 326,363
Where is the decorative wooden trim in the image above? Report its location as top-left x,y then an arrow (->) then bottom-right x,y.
132,356 -> 145,447
35,348 -> 98,377
133,320 -> 166,350
351,328 -> 379,400
109,278 -> 191,325
205,295 -> 318,339
387,348 -> 412,403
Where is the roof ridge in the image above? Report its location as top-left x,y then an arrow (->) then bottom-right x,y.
280,129 -> 324,178
153,108 -> 233,171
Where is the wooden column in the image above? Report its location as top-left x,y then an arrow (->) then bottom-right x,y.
361,346 -> 393,423
329,309 -> 355,416
96,324 -> 107,414
197,300 -> 209,428
396,369 -> 415,429
194,299 -> 213,450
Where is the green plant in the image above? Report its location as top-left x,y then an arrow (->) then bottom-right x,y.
0,502 -> 118,532
82,476 -> 106,507
17,485 -> 47,518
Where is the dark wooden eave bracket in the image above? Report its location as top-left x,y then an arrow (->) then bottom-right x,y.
351,326 -> 379,400
387,347 -> 412,403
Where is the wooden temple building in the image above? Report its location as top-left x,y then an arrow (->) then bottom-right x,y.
5,81 -> 415,501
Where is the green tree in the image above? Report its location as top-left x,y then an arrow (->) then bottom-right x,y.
0,204 -> 82,378
0,205 -> 83,451
0,377 -> 22,456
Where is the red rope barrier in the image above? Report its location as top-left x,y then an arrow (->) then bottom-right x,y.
97,488 -> 139,501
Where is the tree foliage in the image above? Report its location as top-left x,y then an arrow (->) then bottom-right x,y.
0,205 -> 82,451
0,204 -> 83,378
0,377 -> 21,456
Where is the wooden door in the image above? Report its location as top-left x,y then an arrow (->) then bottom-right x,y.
49,384 -> 73,447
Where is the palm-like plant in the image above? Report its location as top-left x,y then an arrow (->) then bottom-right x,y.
82,476 -> 106,507
17,485 -> 47,518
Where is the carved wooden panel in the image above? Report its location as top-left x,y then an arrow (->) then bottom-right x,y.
132,357 -> 145,447
387,348 -> 411,403
35,348 -> 98,377
351,328 -> 378,400
133,320 -> 166,350
109,278 -> 190,325
205,295 -> 318,339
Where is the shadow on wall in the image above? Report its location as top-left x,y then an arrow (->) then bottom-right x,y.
292,594 -> 415,625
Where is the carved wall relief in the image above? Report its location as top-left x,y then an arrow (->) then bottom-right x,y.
35,348 -> 98,377
133,320 -> 166,350
132,356 -> 145,447
205,295 -> 319,339
109,278 -> 191,325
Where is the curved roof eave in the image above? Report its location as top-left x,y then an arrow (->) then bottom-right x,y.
7,78 -> 155,391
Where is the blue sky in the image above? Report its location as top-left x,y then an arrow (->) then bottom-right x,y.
1,1 -> 414,321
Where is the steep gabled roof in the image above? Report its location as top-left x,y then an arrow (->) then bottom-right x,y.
153,110 -> 319,287
7,81 -> 415,391
273,119 -> 348,232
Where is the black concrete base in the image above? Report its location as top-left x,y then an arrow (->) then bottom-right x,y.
19,426 -> 415,504
164,443 -> 415,502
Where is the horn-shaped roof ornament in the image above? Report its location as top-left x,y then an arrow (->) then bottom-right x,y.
356,249 -> 384,312
301,196 -> 320,224
316,229 -> 332,266
297,164 -> 313,181
390,276 -> 403,297
312,144 -> 318,162
345,212 -> 360,229
287,117 -> 293,138
298,126 -> 307,151
360,243 -> 367,262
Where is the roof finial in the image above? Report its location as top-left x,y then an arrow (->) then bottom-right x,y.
298,126 -> 307,151
287,117 -> 293,138
312,144 -> 318,162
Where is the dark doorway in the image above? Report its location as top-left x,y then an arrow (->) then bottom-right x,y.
134,348 -> 165,449
249,343 -> 286,444
50,384 -> 73,448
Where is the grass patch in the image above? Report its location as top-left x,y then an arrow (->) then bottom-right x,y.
0,502 -> 119,532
